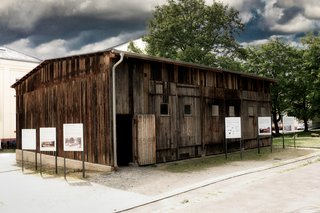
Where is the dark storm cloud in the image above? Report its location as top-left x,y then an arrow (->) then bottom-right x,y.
0,0 -> 156,48
231,0 -> 320,44
24,14 -> 148,50
0,0 -> 167,58
1,0 -> 320,58
277,6 -> 303,25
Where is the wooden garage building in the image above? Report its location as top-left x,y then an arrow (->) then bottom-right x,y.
12,49 -> 274,167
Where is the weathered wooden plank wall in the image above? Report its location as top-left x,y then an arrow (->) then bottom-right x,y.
134,61 -> 272,162
14,51 -> 273,166
15,53 -> 113,165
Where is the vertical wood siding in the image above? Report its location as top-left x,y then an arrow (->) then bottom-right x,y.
15,53 -> 112,165
14,51 -> 273,166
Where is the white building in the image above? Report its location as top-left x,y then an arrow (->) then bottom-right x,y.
0,47 -> 41,147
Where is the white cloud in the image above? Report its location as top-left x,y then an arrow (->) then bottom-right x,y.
275,0 -> 320,19
7,30 -> 145,59
304,4 -> 320,19
217,0 -> 263,23
271,14 -> 316,33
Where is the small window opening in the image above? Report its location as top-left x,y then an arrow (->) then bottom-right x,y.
160,103 -> 169,115
184,104 -> 192,116
212,105 -> 219,116
229,106 -> 235,117
248,107 -> 254,117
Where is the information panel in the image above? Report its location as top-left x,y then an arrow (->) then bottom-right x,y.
40,127 -> 56,152
258,117 -> 272,136
22,129 -> 36,150
283,116 -> 295,132
63,123 -> 84,151
225,117 -> 241,139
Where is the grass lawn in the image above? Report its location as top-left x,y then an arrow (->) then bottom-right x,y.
0,149 -> 16,154
159,147 -> 315,173
273,130 -> 320,148
159,130 -> 320,173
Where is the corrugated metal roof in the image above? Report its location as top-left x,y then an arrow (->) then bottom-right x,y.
0,46 -> 42,63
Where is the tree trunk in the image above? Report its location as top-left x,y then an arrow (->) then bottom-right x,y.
272,111 -> 280,135
303,118 -> 309,132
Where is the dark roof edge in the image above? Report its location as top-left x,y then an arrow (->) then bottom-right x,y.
110,49 -> 276,83
12,48 -> 276,88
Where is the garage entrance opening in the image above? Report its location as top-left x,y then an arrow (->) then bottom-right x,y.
116,114 -> 133,166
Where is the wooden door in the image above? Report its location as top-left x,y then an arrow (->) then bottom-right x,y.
133,114 -> 156,165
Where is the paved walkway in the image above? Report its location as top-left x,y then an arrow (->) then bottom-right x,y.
0,153 -> 148,213
1,151 -> 320,213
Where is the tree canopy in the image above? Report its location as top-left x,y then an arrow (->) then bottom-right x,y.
243,36 -> 320,132
243,39 -> 303,133
128,0 -> 320,132
143,0 -> 244,67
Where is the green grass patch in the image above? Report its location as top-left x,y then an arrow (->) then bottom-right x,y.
273,130 -> 320,148
159,147 -> 314,173
0,149 -> 16,154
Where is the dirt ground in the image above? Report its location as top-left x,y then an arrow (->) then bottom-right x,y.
84,148 -> 317,196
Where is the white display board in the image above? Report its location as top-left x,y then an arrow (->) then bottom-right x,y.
63,123 -> 84,151
258,117 -> 272,135
40,127 -> 56,151
283,116 -> 295,132
22,129 -> 37,150
225,117 -> 241,139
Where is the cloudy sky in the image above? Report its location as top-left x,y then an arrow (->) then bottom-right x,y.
1,0 -> 320,60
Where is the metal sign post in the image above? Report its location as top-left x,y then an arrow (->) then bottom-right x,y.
240,138 -> 243,160
225,138 -> 228,160
64,155 -> 66,180
21,129 -> 37,173
22,150 -> 24,172
257,134 -> 260,154
35,151 -> 37,171
55,151 -> 58,174
40,152 -> 42,176
82,150 -> 85,178
271,133 -> 273,153
225,117 -> 241,160
257,117 -> 272,154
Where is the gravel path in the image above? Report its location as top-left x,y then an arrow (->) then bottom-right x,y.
86,148 -> 317,196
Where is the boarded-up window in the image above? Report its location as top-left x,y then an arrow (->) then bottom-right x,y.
151,62 -> 162,81
166,64 -> 175,82
229,106 -> 235,117
212,105 -> 219,116
264,82 -> 270,93
160,103 -> 169,115
178,66 -> 191,84
217,73 -> 223,88
248,107 -> 254,117
260,107 -> 267,116
184,104 -> 192,116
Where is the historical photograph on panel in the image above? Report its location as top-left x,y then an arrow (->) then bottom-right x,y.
63,123 -> 84,151
22,129 -> 37,150
40,127 -> 56,152
225,117 -> 241,139
283,116 -> 295,132
258,117 -> 272,135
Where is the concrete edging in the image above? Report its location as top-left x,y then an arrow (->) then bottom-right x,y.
16,149 -> 112,172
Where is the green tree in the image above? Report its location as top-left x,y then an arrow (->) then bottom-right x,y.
292,33 -> 320,130
127,41 -> 144,54
243,38 -> 303,134
143,0 -> 244,67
